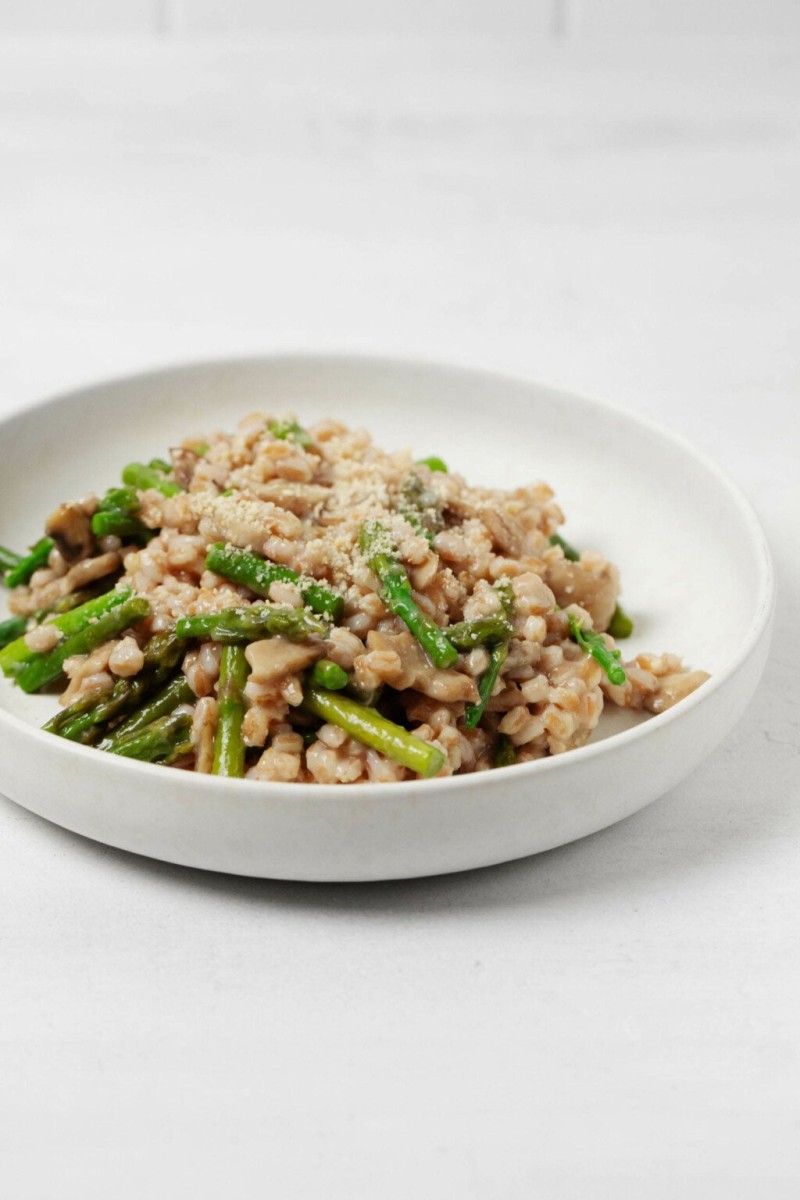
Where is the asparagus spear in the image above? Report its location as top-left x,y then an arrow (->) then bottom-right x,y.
0,615 -> 27,650
308,658 -> 349,690
359,520 -> 457,670
90,486 -> 155,543
205,542 -> 343,622
0,587 -> 132,677
462,579 -> 515,730
45,631 -> 184,743
15,595 -> 151,694
212,644 -> 249,777
302,686 -> 446,778
445,616 -> 513,651
415,456 -> 447,473
267,418 -> 313,448
567,613 -> 627,686
549,532 -> 580,562
109,709 -> 193,763
122,461 -> 182,497
607,604 -> 634,640
0,546 -> 22,575
5,537 -> 55,587
99,674 -> 194,751
464,641 -> 508,730
175,605 -> 327,643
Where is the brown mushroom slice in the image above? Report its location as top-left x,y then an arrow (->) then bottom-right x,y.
361,630 -> 479,704
546,555 -> 620,632
245,637 -> 324,684
478,506 -> 524,557
45,500 -> 95,562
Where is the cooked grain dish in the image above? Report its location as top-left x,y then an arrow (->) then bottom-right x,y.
0,414 -> 709,782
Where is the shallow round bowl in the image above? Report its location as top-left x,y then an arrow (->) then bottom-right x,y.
0,355 -> 774,880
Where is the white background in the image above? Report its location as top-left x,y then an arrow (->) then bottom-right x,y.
0,6 -> 798,1198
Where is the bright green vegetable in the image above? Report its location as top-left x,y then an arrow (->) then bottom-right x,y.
302,686 -> 446,778
15,595 -> 151,694
91,510 -> 152,542
416,456 -> 447,473
109,709 -> 193,763
308,658 -> 349,690
359,520 -> 457,670
608,604 -> 634,640
0,615 -> 27,650
212,644 -> 249,777
175,605 -> 327,644
99,674 -> 194,751
45,632 -> 184,743
0,587 -> 132,677
122,461 -> 181,497
464,640 -> 508,730
267,418 -> 313,448
5,538 -> 55,588
445,617 -> 512,651
549,532 -> 580,562
205,542 -> 343,622
463,579 -> 515,729
567,613 -> 627,686
0,546 -> 22,575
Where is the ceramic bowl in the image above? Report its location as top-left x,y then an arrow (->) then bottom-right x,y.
0,355 -> 774,880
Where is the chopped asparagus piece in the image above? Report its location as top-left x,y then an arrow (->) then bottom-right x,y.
416,456 -> 447,473
122,462 -> 182,497
0,587 -> 132,677
567,613 -> 627,686
302,686 -> 446,778
608,603 -> 634,639
0,615 -> 27,650
445,616 -> 513,651
45,632 -> 184,743
15,595 -> 151,694
212,644 -> 249,777
267,419 -> 313,448
175,605 -> 327,644
0,545 -> 22,575
359,520 -> 457,670
464,641 -> 508,730
205,542 -> 343,622
109,709 -> 193,763
99,674 -> 194,750
5,538 -> 55,587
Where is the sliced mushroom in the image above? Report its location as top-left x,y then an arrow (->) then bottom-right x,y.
245,637 -> 324,684
359,630 -> 479,703
45,500 -> 95,562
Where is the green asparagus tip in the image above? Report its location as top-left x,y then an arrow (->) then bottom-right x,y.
567,612 -> 627,687
608,604 -> 634,639
267,419 -> 313,448
303,685 -> 446,778
416,456 -> 448,473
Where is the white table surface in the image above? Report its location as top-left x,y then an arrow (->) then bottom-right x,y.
0,33 -> 798,1199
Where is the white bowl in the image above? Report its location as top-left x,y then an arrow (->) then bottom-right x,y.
0,356 -> 774,880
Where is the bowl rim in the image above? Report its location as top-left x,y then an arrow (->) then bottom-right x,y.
0,350 -> 776,802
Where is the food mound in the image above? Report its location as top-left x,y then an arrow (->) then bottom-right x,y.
0,415 -> 709,783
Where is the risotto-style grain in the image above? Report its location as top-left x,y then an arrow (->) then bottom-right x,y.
0,414 -> 709,782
